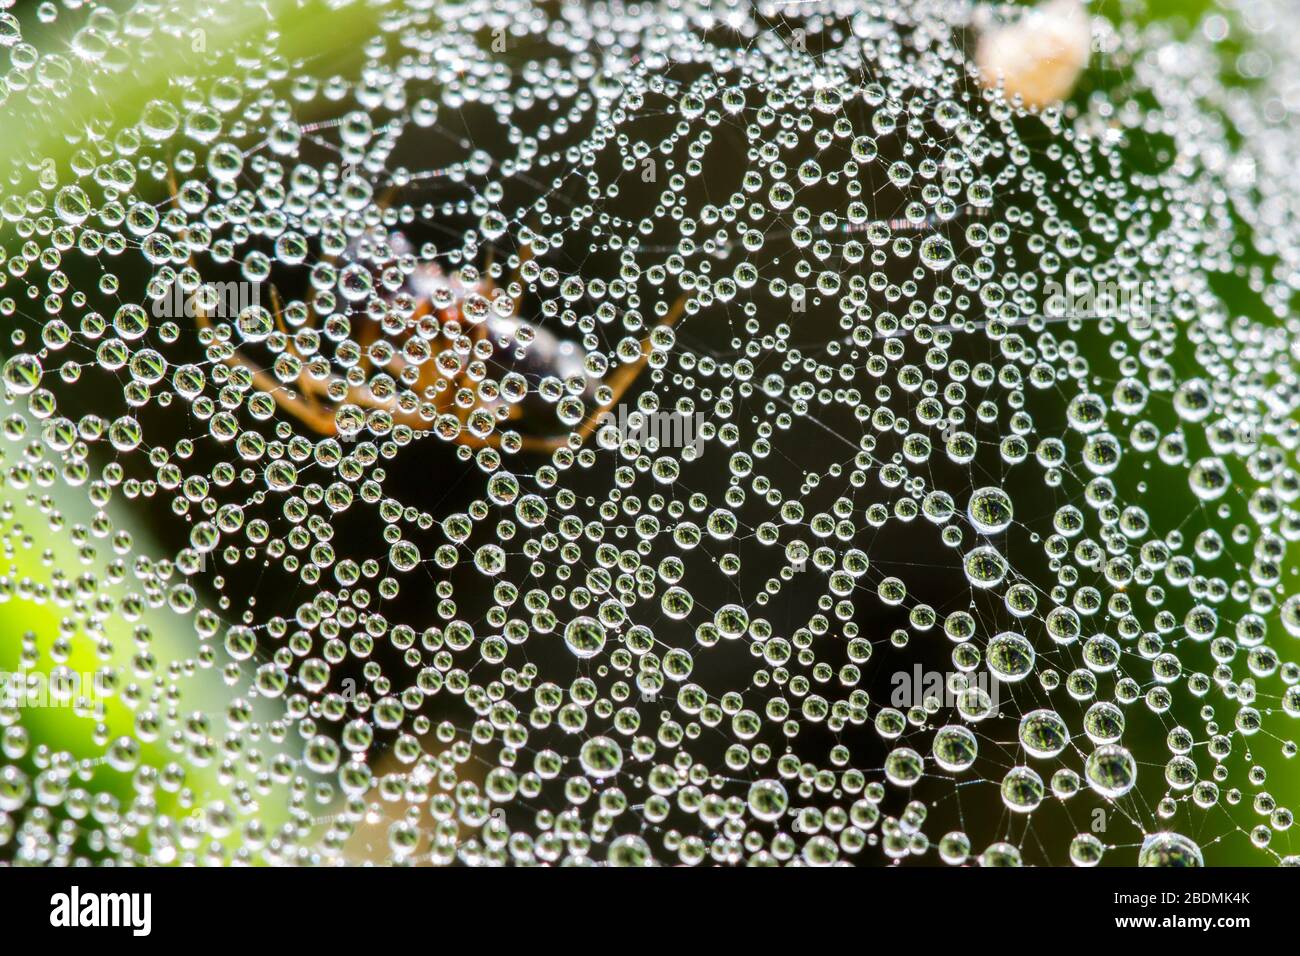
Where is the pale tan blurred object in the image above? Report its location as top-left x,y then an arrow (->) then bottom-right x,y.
975,0 -> 1092,110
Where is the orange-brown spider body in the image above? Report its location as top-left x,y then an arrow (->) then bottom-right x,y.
176,194 -> 683,454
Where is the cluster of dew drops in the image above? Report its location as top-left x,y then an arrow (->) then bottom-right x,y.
0,0 -> 1299,866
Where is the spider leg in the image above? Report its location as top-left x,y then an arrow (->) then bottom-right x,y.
218,285 -> 341,435
270,283 -> 289,337
568,292 -> 689,446
258,377 -> 341,436
170,166 -> 340,437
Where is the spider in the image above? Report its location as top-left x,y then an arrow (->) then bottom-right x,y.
170,177 -> 685,454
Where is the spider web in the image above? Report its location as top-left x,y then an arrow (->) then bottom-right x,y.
0,0 -> 1296,867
